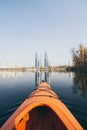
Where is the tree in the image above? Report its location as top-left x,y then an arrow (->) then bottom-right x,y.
83,47 -> 87,64
71,44 -> 87,67
71,48 -> 80,66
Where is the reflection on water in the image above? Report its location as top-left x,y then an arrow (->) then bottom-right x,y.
0,71 -> 23,78
35,71 -> 50,86
72,72 -> 87,97
35,71 -> 42,86
45,71 -> 50,84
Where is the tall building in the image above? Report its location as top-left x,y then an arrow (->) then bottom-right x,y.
35,52 -> 42,69
44,51 -> 50,68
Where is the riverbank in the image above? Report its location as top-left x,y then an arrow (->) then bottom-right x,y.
0,66 -> 67,72
66,66 -> 87,72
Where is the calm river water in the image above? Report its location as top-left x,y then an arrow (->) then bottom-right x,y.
0,71 -> 87,129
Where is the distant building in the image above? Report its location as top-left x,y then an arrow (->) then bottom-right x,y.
44,51 -> 50,68
35,52 -> 42,69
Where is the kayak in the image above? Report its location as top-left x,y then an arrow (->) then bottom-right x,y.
1,81 -> 83,130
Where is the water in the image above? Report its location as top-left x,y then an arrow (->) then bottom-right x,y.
0,71 -> 87,129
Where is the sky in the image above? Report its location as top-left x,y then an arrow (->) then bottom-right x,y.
0,0 -> 87,67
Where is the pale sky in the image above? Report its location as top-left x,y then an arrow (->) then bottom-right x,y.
0,0 -> 87,66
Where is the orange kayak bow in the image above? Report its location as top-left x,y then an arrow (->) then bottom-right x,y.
1,81 -> 83,130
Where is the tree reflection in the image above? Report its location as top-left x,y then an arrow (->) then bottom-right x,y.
72,72 -> 87,97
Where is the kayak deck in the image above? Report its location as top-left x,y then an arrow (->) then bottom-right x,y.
1,81 -> 83,130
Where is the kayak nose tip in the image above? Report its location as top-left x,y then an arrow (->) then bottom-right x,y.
42,80 -> 45,82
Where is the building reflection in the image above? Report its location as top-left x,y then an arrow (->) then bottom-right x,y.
72,72 -> 87,97
35,71 -> 42,86
35,71 -> 51,86
45,71 -> 50,84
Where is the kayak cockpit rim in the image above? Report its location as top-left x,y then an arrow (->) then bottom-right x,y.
14,104 -> 68,130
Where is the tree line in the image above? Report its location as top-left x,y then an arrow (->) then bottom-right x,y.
72,44 -> 87,67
